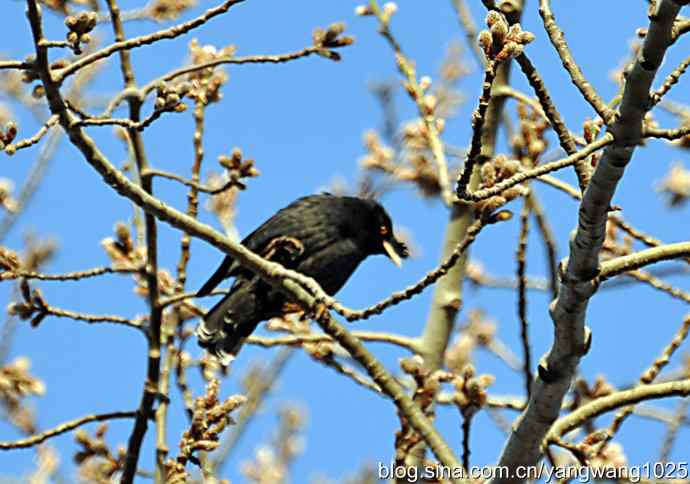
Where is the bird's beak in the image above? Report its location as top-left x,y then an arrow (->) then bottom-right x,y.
383,240 -> 404,268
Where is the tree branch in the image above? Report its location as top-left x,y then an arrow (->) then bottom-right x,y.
0,411 -> 136,450
490,1 -> 688,481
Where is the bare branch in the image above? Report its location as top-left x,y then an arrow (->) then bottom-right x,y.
599,242 -> 690,280
0,266 -> 139,281
0,411 -> 136,450
491,1 -> 688,480
538,0 -> 615,123
55,0 -> 245,83
545,379 -> 690,448
458,135 -> 612,203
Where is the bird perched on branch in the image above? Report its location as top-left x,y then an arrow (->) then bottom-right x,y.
196,193 -> 409,364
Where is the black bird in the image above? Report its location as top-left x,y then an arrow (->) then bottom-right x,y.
196,194 -> 409,364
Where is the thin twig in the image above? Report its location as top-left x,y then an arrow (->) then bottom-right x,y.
659,398 -> 690,462
143,168 -> 241,195
515,53 -> 589,192
55,0 -> 246,83
516,202 -> 533,399
461,413 -> 473,470
74,109 -> 166,131
247,331 -> 421,353
211,348 -> 293,474
320,218 -> 490,321
0,266 -> 139,281
44,305 -> 145,329
458,135 -> 612,202
651,53 -> 690,104
142,48 -> 322,96
645,124 -> 690,140
545,379 -> 690,449
538,0 -> 614,123
598,315 -> 690,454
526,193 -> 559,298
0,60 -> 32,71
367,0 -> 453,204
625,269 -> 690,304
456,61 -> 498,198
97,1 -> 165,481
0,411 -> 137,450
3,115 -> 59,154
598,242 -> 690,280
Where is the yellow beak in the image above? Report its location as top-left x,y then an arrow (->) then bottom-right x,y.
382,240 -> 403,268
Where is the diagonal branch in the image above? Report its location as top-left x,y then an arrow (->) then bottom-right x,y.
0,411 -> 137,450
489,1 -> 688,481
55,0 -> 245,83
538,0 -> 615,124
545,379 -> 690,448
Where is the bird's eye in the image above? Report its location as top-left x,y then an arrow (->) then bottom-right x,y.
379,225 -> 389,236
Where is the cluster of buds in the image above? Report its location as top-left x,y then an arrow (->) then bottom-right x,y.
38,0 -> 72,14
148,0 -> 196,21
360,129 -> 444,198
583,118 -> 603,167
512,103 -> 549,162
166,379 -> 245,476
205,148 -> 260,233
101,222 -> 145,271
435,43 -> 469,119
355,2 -> 397,24
656,161 -> 690,207
266,310 -> 310,336
241,408 -> 305,483
0,356 -> 45,434
359,130 -> 396,173
22,235 -> 57,273
574,375 -> 616,403
561,432 -> 627,468
312,23 -> 354,61
589,442 -> 627,470
400,355 -> 443,409
64,11 -> 97,54
478,11 -> 535,62
477,154 -> 529,213
445,309 -> 497,372
0,245 -> 21,273
402,118 -> 445,150
448,364 -> 495,417
185,39 -> 235,104
193,352 -> 223,382
673,127 -> 690,150
0,179 -> 18,212
17,58 -> 68,101
7,280 -> 49,327
101,223 -> 182,304
0,121 -> 18,153
74,424 -> 125,482
154,81 -> 190,113
217,147 -> 261,191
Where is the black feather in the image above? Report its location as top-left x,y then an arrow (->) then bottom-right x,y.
196,193 -> 408,364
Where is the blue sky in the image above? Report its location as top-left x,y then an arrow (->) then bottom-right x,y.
1,0 -> 690,481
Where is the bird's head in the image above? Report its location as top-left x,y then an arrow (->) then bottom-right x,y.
364,200 -> 409,267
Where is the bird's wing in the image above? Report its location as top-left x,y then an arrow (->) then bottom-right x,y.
196,255 -> 234,296
196,195 -> 342,296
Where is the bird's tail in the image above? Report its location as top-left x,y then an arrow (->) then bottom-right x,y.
196,293 -> 256,366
